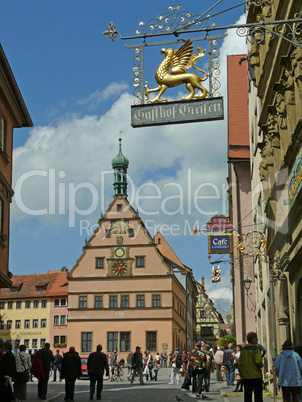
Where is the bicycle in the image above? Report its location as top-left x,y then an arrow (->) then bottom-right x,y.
113,364 -> 124,381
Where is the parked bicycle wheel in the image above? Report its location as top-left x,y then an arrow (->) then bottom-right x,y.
119,368 -> 124,381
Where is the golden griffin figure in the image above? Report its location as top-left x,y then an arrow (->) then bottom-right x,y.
145,39 -> 209,103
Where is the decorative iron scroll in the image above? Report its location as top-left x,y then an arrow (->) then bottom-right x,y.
237,13 -> 302,47
134,4 -> 218,36
132,46 -> 144,104
209,39 -> 221,97
237,232 -> 267,257
250,0 -> 274,5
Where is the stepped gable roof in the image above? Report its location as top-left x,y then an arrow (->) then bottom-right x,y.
0,271 -> 68,299
154,232 -> 189,271
227,54 -> 250,160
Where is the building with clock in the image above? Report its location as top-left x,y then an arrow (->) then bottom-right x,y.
67,140 -> 191,358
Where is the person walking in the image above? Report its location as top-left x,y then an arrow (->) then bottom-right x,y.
0,341 -> 16,402
233,345 -> 243,392
28,350 -> 34,382
127,352 -> 133,377
61,346 -> 81,402
163,352 -> 168,368
153,361 -> 159,381
14,344 -> 31,402
238,332 -> 263,402
146,350 -> 153,381
53,350 -> 63,382
274,340 -> 302,402
109,351 -> 117,381
87,344 -> 109,401
36,342 -> 54,400
169,347 -> 182,385
203,344 -> 214,392
190,342 -> 208,399
214,347 -> 224,381
223,343 -> 235,386
130,346 -> 144,385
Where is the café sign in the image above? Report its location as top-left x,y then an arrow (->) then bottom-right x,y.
208,233 -> 233,254
131,97 -> 224,128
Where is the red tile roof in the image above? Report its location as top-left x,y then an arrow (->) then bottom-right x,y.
154,232 -> 189,271
0,271 -> 68,299
227,54 -> 250,160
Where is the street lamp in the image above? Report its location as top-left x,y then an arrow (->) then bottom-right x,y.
243,278 -> 252,292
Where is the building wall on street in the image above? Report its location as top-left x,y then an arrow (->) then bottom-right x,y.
227,54 -> 256,345
0,45 -> 32,288
229,162 -> 256,344
49,297 -> 68,355
247,0 -> 302,394
68,196 -> 187,359
0,270 -> 68,352
0,297 -> 50,350
195,279 -> 224,346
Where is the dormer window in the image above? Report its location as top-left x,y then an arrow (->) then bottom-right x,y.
10,283 -> 22,292
36,283 -> 47,292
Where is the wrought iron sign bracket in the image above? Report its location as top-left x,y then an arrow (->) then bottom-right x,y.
102,2 -> 302,105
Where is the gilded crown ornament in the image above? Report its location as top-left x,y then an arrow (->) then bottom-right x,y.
145,39 -> 209,103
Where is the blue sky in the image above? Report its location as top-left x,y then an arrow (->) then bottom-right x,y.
1,0 -> 248,318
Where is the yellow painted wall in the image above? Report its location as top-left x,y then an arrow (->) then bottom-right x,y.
0,298 -> 50,349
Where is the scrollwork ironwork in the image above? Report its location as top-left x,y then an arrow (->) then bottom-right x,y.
209,39 -> 221,97
238,15 -> 302,47
134,4 -> 217,36
132,46 -> 143,104
249,0 -> 274,6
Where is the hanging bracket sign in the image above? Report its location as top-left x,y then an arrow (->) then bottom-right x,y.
131,97 -> 224,128
208,233 -> 233,254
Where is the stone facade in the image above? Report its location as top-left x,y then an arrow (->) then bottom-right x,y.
247,0 -> 302,394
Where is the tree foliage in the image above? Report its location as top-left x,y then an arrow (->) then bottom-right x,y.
219,335 -> 237,347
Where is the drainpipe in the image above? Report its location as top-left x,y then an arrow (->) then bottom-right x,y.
232,162 -> 246,343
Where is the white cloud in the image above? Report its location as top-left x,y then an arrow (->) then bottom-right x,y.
77,82 -> 129,110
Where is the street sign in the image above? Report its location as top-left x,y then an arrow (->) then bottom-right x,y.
131,97 -> 224,127
206,216 -> 233,231
208,234 -> 233,254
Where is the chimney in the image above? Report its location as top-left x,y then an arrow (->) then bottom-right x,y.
201,277 -> 205,288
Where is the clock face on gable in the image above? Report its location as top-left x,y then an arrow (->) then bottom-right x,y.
114,247 -> 125,258
112,260 -> 128,276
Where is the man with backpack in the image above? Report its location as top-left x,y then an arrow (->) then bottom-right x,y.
169,347 -> 183,385
191,342 -> 208,399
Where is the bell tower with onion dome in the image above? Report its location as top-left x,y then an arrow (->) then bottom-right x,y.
111,138 -> 129,197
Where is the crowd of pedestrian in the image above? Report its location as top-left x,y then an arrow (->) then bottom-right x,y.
0,334 -> 301,402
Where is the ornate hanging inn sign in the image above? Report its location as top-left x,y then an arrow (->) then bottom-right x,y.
131,38 -> 223,127
102,2 -> 302,127
131,97 -> 224,127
